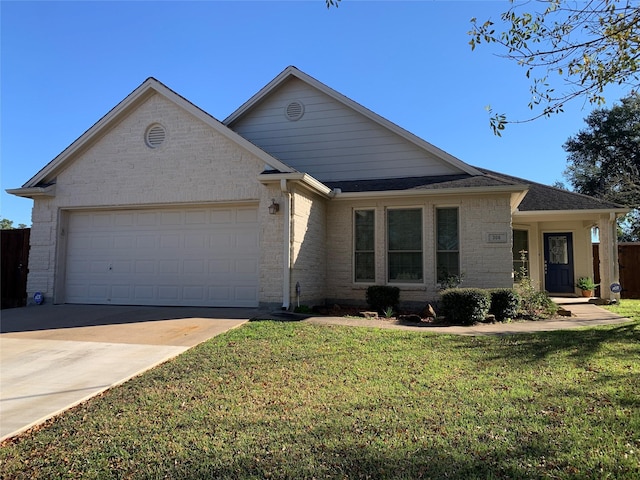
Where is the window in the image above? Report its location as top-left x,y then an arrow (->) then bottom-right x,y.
513,229 -> 529,280
354,210 -> 375,282
388,209 -> 423,282
436,208 -> 459,282
548,235 -> 569,264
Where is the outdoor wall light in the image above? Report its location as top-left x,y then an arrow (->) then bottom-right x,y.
268,199 -> 280,215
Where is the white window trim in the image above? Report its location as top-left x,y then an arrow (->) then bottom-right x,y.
386,206 -> 425,285
512,227 -> 531,282
353,208 -> 377,284
434,205 -> 461,288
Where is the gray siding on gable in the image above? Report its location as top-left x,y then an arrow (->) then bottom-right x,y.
229,78 -> 462,182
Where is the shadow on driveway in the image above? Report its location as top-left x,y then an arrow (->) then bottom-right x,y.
1,304 -> 259,333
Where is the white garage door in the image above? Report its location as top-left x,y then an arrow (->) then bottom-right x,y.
64,206 -> 259,307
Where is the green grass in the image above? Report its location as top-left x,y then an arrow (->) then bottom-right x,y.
604,298 -> 640,321
1,315 -> 639,479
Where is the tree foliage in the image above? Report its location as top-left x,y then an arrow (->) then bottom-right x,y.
469,0 -> 640,135
0,218 -> 28,229
563,93 -> 640,240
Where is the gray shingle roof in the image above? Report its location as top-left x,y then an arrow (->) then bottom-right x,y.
325,173 -> 515,193
322,168 -> 625,212
478,168 -> 626,211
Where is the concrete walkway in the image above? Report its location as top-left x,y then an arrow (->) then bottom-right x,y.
303,298 -> 633,335
0,305 -> 252,441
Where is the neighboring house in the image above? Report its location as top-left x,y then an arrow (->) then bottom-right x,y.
7,66 -> 627,309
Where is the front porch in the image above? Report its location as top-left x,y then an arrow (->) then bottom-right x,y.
512,213 -> 623,301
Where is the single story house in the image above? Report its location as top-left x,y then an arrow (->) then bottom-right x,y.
8,66 -> 627,309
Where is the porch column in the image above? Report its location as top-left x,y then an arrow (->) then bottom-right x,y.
598,213 -> 621,301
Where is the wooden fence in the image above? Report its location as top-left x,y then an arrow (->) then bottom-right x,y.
1,228 -> 30,309
593,243 -> 640,299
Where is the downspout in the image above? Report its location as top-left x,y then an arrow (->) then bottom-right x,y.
281,179 -> 292,310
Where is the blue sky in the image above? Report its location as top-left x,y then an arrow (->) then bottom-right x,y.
1,0 -> 630,227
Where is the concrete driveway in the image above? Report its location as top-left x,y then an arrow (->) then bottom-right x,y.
0,304 -> 253,441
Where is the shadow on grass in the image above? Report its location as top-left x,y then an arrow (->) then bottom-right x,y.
460,321 -> 640,365
155,418 -> 624,480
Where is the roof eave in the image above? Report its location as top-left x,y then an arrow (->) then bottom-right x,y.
514,208 -> 630,219
258,172 -> 333,198
332,184 -> 529,200
6,184 -> 56,199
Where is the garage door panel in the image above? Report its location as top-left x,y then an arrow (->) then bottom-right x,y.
161,211 -> 182,225
237,232 -> 259,249
111,285 -> 131,300
211,209 -> 234,223
135,235 -> 157,249
160,234 -> 181,248
114,235 -> 135,249
114,212 -> 135,226
209,286 -> 231,302
159,260 -> 180,274
137,212 -> 158,226
236,259 -> 258,274
210,233 -> 232,249
185,233 -> 207,249
65,207 -> 259,307
235,286 -> 259,304
209,259 -> 231,274
112,261 -> 132,273
158,286 -> 180,300
134,260 -> 155,274
183,260 -> 205,274
186,210 -> 208,224
89,284 -> 109,299
237,208 -> 258,223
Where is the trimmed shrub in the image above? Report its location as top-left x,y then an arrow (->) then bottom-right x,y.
490,288 -> 520,321
440,288 -> 491,325
366,286 -> 400,313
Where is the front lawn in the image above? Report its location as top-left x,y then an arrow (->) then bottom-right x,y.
604,299 -> 640,321
1,315 -> 639,479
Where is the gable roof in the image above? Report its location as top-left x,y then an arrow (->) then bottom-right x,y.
224,66 -> 482,177
19,78 -> 295,189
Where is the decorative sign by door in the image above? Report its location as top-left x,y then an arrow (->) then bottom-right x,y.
34,291 -> 44,305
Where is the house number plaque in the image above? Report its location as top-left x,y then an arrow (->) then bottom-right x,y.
487,232 -> 507,243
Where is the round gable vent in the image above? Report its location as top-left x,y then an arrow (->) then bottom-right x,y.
285,100 -> 304,121
145,124 -> 166,148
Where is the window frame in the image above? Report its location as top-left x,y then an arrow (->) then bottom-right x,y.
353,208 -> 376,283
513,229 -> 530,281
435,206 -> 460,285
386,207 -> 424,284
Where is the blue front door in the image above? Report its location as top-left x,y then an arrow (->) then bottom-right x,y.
544,232 -> 575,293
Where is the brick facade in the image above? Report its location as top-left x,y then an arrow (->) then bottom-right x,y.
290,187 -> 327,308
26,93 -> 284,305
16,73 -> 614,310
325,193 -> 514,307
